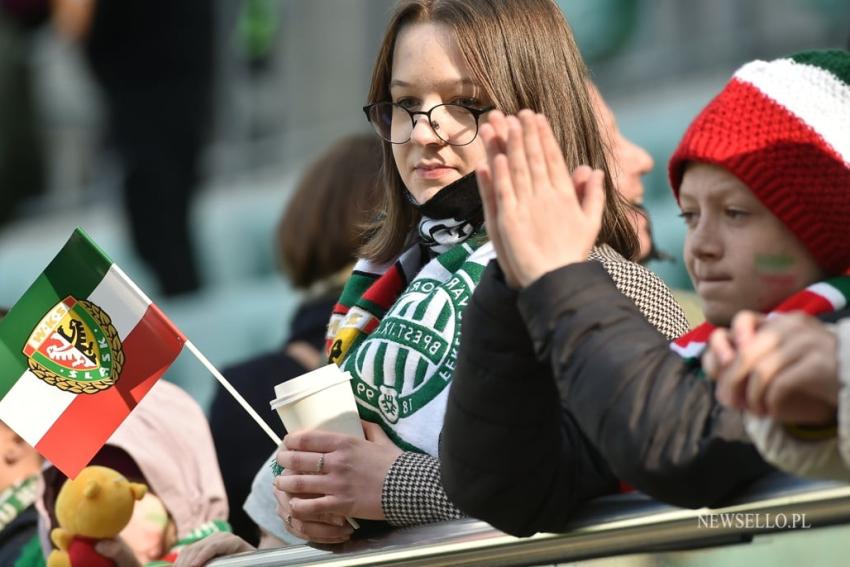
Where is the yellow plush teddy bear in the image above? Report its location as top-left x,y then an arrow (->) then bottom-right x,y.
47,465 -> 147,567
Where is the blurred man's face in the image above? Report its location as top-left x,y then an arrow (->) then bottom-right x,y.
589,86 -> 655,261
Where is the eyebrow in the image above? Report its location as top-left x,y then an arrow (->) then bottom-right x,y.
389,78 -> 478,90
680,182 -> 751,202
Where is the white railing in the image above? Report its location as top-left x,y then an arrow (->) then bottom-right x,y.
209,473 -> 850,566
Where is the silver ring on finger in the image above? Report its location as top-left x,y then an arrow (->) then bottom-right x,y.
316,453 -> 325,473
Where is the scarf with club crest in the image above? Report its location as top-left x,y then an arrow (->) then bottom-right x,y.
670,276 -> 850,370
326,228 -> 494,456
0,474 -> 37,533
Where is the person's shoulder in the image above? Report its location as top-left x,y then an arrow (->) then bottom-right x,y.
212,352 -> 306,420
223,351 -> 305,384
589,244 -> 669,289
589,245 -> 691,339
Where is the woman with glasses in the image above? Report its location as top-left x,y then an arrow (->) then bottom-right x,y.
268,0 -> 689,545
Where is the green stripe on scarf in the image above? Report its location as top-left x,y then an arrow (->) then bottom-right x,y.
329,237 -> 496,456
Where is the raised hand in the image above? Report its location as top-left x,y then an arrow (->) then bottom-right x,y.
477,110 -> 604,289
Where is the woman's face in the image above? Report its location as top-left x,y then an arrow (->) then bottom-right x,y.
390,22 -> 489,204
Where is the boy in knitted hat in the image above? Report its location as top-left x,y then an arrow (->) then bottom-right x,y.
670,49 -> 850,482
669,48 -> 850,479
441,49 -> 850,529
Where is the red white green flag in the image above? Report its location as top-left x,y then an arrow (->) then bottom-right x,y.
0,228 -> 185,478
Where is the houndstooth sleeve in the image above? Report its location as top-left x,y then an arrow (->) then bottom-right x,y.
382,452 -> 465,526
589,245 -> 691,340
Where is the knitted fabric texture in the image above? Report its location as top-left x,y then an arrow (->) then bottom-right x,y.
669,50 -> 850,274
671,276 -> 850,367
326,238 -> 496,456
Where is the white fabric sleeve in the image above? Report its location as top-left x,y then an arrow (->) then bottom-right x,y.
835,319 -> 850,470
744,415 -> 849,481
744,321 -> 850,482
243,452 -> 306,545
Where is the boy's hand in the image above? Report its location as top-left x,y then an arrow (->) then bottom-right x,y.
707,311 -> 762,408
710,311 -> 840,425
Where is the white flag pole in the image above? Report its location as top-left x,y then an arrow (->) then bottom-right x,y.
185,340 -> 281,447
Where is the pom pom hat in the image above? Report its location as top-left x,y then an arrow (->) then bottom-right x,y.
669,50 -> 850,274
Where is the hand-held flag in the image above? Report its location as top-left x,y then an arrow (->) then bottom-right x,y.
0,228 -> 185,478
0,228 -> 282,478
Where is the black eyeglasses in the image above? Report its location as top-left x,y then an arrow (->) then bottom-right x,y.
363,102 -> 494,146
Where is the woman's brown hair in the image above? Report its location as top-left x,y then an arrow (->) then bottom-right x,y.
362,0 -> 637,263
277,134 -> 382,289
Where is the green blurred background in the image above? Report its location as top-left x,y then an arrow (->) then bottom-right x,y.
1,0 -> 848,408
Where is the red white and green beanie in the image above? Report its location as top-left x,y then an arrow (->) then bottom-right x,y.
669,50 -> 850,274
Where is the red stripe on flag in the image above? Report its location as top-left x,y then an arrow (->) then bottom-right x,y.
36,305 -> 184,478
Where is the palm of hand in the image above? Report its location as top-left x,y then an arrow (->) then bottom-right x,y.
478,110 -> 604,288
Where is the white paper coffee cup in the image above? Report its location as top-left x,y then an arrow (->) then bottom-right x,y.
270,364 -> 363,529
269,363 -> 364,439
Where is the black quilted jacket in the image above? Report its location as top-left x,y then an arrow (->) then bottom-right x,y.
381,247 -> 691,529
441,258 -> 775,536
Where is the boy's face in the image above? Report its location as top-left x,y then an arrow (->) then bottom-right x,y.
679,163 -> 824,326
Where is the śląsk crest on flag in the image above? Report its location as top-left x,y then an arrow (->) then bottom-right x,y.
22,296 -> 124,394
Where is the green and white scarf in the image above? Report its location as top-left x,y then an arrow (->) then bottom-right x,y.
0,475 -> 37,532
327,235 -> 495,456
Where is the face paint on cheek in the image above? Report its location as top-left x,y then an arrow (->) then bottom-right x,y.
754,253 -> 798,287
